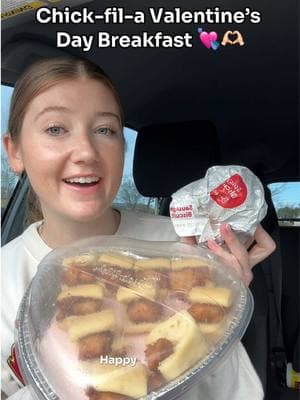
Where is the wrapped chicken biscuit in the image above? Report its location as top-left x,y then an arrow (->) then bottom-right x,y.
15,236 -> 253,400
170,165 -> 267,244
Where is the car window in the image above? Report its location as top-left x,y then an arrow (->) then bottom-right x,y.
1,84 -> 18,213
113,128 -> 158,214
268,182 -> 300,226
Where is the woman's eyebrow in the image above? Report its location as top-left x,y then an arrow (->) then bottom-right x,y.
95,111 -> 121,123
34,108 -> 121,123
34,106 -> 70,121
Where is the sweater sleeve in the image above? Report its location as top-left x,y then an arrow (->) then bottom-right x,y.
1,225 -> 49,397
6,387 -> 34,400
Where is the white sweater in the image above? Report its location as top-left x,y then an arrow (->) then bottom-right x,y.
1,210 -> 263,400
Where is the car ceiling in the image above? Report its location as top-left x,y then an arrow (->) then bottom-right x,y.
1,0 -> 299,182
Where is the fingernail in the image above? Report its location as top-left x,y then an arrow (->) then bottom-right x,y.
225,224 -> 232,233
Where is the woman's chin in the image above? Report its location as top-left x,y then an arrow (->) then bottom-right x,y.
64,204 -> 111,224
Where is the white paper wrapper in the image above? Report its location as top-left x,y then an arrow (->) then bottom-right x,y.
170,166 -> 267,244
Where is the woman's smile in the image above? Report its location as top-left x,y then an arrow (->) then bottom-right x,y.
62,175 -> 102,194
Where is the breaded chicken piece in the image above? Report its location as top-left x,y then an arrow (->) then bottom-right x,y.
145,338 -> 174,371
78,332 -> 113,360
127,299 -> 162,323
188,303 -> 224,323
147,370 -> 166,392
56,297 -> 102,320
63,266 -> 95,286
168,267 -> 210,292
86,389 -> 133,400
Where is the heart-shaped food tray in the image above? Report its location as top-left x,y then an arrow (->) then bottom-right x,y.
16,236 -> 253,400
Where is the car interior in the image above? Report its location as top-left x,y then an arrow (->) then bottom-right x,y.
1,1 -> 299,399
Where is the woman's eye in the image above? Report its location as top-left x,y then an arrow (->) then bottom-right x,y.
95,127 -> 115,136
45,126 -> 65,136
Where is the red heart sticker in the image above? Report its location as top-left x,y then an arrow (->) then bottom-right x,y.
7,344 -> 25,385
210,174 -> 247,208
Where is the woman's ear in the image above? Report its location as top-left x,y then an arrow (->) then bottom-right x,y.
3,133 -> 24,175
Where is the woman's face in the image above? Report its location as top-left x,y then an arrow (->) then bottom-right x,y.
8,78 -> 124,224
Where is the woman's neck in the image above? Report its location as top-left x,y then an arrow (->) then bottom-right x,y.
38,208 -> 121,248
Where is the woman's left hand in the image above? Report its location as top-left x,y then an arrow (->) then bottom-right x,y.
181,224 -> 276,286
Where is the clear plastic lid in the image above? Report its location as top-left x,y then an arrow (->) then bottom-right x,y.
15,236 -> 253,400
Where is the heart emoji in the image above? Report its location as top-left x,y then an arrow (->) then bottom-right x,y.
228,32 -> 238,43
199,31 -> 218,49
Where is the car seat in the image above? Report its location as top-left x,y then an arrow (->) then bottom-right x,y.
242,186 -> 285,399
132,120 -> 297,399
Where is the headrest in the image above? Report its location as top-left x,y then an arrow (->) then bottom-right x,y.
133,120 -> 220,197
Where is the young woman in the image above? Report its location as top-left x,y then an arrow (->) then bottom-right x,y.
2,58 -> 275,399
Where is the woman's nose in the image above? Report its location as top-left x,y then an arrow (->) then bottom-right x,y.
70,131 -> 99,164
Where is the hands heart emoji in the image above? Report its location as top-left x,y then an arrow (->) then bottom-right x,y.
221,31 -> 245,46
